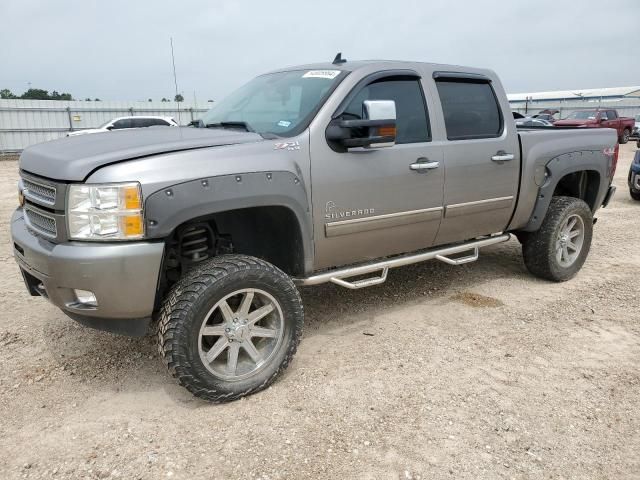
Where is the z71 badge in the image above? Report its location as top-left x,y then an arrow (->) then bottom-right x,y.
274,141 -> 300,151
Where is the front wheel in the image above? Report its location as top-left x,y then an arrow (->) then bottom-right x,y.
158,255 -> 303,402
522,196 -> 593,282
631,189 -> 640,201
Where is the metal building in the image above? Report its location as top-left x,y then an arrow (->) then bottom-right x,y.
0,99 -> 211,153
508,86 -> 640,119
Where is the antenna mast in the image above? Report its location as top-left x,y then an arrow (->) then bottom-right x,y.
170,37 -> 181,124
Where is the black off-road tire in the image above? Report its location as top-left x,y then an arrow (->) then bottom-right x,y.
521,196 -> 593,282
631,189 -> 640,201
620,128 -> 630,144
158,255 -> 303,402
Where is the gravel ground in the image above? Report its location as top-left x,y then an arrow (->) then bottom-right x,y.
1,144 -> 639,480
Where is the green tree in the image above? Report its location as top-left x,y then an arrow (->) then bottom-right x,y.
174,94 -> 184,102
148,98 -> 152,102
84,98 -> 92,101
161,98 -> 168,102
21,88 -> 50,100
94,98 -> 100,101
0,88 -> 16,99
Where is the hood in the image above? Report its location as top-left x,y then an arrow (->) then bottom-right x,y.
66,129 -> 102,137
20,127 -> 263,181
553,119 -> 595,127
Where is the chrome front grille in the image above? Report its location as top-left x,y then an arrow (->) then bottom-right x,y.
23,178 -> 56,206
24,207 -> 57,238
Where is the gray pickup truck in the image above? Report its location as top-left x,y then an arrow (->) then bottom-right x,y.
12,58 -> 618,402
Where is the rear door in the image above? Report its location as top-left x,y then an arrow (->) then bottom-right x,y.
431,73 -> 520,245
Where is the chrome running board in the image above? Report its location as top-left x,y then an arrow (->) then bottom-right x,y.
295,234 -> 511,289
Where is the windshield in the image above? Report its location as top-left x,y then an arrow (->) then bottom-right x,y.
565,111 -> 598,120
200,69 -> 345,137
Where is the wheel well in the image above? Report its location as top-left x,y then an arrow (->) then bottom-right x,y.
552,170 -> 600,210
157,206 -> 305,302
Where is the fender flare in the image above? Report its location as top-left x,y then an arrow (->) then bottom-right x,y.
522,151 -> 609,232
144,171 -> 314,273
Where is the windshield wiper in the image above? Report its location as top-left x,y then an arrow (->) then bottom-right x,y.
205,121 -> 255,133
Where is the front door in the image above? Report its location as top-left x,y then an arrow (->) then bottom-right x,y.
431,75 -> 520,245
309,73 -> 444,270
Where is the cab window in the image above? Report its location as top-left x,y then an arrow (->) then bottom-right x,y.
436,79 -> 503,140
341,77 -> 431,144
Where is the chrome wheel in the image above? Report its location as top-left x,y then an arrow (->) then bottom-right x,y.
555,214 -> 584,267
198,288 -> 284,381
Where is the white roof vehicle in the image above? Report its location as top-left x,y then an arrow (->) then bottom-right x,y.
67,116 -> 178,137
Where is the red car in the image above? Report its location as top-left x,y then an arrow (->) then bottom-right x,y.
554,109 -> 635,144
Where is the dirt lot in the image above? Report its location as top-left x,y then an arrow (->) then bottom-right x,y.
1,145 -> 639,480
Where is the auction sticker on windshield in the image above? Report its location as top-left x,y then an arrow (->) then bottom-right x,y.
302,70 -> 341,79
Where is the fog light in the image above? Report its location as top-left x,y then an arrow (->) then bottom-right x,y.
74,289 -> 97,307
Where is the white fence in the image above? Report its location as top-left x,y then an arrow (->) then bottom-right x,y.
0,99 -> 211,153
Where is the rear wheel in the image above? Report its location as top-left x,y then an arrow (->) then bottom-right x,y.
620,128 -> 630,144
631,189 -> 640,201
522,196 -> 593,282
158,255 -> 303,402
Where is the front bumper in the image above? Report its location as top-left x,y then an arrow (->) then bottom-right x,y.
11,209 -> 165,336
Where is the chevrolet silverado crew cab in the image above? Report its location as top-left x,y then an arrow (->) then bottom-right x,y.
12,58 -> 618,402
554,108 -> 635,144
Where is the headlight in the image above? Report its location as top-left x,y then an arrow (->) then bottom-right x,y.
67,182 -> 144,240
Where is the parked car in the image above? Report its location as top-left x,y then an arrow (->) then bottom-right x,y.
67,116 -> 178,137
532,113 -> 556,122
630,150 -> 640,201
12,59 -> 618,402
630,114 -> 640,139
554,109 -> 635,144
516,117 -> 554,127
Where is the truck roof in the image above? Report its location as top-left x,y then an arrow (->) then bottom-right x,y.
268,59 -> 495,78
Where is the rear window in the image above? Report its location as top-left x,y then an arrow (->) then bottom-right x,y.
435,80 -> 503,140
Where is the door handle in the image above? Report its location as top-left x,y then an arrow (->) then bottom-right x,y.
410,158 -> 440,172
491,151 -> 515,162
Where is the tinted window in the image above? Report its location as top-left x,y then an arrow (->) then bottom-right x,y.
130,118 -> 149,128
342,78 -> 430,144
436,80 -> 503,140
112,119 -> 133,129
600,112 -> 609,121
607,110 -> 617,119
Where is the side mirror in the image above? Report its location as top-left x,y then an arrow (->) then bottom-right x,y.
326,99 -> 397,150
106,125 -> 115,130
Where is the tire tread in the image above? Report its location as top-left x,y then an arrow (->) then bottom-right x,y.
157,254 -> 303,403
521,196 -> 593,282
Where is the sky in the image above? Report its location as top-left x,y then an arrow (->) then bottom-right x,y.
1,0 -> 638,102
